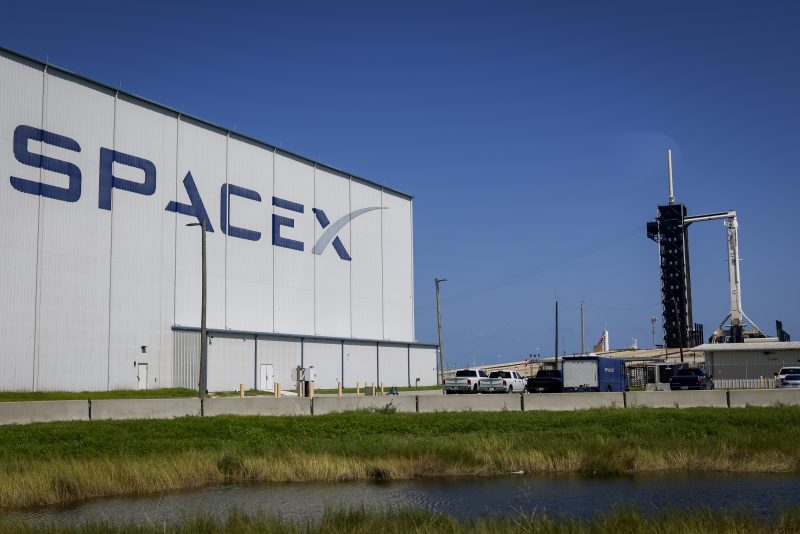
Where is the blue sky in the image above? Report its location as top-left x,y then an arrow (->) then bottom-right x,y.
2,1 -> 798,366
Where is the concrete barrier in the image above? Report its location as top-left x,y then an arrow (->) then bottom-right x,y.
313,396 -> 416,415
523,392 -> 623,411
204,397 -> 311,416
0,400 -> 89,425
728,389 -> 800,408
9,388 -> 800,425
626,391 -> 728,408
91,398 -> 201,420
417,394 -> 521,413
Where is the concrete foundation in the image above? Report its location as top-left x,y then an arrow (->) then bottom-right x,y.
203,397 -> 311,416
626,391 -> 728,408
313,396 -> 416,415
0,400 -> 89,425
523,392 -> 623,411
90,398 -> 201,420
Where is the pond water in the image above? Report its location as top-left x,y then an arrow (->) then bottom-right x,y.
4,473 -> 800,527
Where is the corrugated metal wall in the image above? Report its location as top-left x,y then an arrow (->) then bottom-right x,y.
225,137 -> 273,332
108,96 -> 177,391
35,72 -> 114,391
273,154 -> 314,335
343,342 -> 378,388
173,330 -> 437,392
350,182 -> 383,339
303,339 -> 342,389
0,54 -> 40,391
381,193 -> 414,341
173,330 -> 200,390
174,118 -> 228,330
257,337 -> 301,391
378,344 -> 409,387
709,350 -> 800,380
0,49 -> 418,391
410,347 -> 438,386
207,335 -> 255,392
314,167 -> 351,337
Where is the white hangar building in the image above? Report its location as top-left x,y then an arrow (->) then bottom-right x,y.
0,47 -> 438,392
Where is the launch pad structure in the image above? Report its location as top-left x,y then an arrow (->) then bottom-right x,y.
646,150 -> 766,348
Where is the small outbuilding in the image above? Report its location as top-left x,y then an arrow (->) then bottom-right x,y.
694,341 -> 800,381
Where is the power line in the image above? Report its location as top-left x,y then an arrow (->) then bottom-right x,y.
581,301 -> 661,312
442,225 -> 641,306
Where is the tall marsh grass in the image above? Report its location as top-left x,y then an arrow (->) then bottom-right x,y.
2,508 -> 800,533
0,407 -> 798,508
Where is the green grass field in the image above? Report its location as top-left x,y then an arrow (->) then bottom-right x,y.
0,407 -> 798,508
2,508 -> 799,533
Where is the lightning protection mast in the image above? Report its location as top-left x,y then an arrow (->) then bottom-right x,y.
646,150 -> 695,348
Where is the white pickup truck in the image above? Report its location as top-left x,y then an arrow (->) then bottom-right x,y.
477,370 -> 526,393
443,369 -> 488,394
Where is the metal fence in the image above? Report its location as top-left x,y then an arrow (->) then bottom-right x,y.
714,378 -> 777,390
626,362 -> 783,390
707,360 -> 798,382
627,366 -> 647,388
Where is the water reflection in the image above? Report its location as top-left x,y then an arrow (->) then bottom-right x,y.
4,473 -> 800,528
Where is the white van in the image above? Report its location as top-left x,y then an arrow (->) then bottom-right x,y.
645,362 -> 688,391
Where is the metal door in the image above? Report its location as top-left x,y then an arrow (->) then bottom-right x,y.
260,364 -> 275,391
137,363 -> 148,390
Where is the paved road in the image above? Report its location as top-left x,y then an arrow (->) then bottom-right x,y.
314,390 -> 443,398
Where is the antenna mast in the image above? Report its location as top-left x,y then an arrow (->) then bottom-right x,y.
667,149 -> 675,205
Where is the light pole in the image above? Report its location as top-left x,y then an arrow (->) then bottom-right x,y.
187,220 -> 208,400
435,278 -> 447,385
580,301 -> 585,355
651,315 -> 657,349
554,299 -> 559,368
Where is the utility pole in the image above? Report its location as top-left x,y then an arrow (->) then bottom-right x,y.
667,148 -> 675,206
435,278 -> 447,385
580,301 -> 585,355
651,315 -> 657,349
555,299 -> 559,368
187,220 -> 208,400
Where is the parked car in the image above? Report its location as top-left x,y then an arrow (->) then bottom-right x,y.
478,370 -> 526,393
776,367 -> 800,382
669,368 -> 714,390
526,369 -> 563,393
778,374 -> 800,389
443,369 -> 488,394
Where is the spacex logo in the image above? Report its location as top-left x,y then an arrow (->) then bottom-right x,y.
312,206 -> 384,261
8,124 -> 383,262
270,193 -> 383,261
